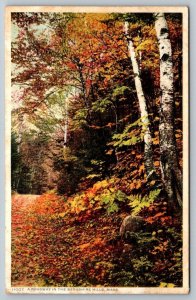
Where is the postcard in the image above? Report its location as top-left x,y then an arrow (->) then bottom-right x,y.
5,6 -> 189,294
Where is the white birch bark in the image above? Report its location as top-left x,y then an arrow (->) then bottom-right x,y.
64,97 -> 69,148
124,21 -> 155,178
154,13 -> 182,208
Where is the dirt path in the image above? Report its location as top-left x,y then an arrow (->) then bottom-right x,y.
11,193 -> 120,287
12,194 -> 40,209
11,193 -> 73,287
11,194 -> 41,287
12,194 -> 40,231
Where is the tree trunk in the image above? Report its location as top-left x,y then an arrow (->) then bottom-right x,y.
64,97 -> 69,148
154,13 -> 182,209
124,21 -> 155,179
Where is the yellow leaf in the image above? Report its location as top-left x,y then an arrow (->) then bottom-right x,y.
77,243 -> 91,251
136,181 -> 142,189
167,283 -> 175,288
106,149 -> 113,155
160,282 -> 167,287
58,212 -> 66,218
150,180 -> 156,186
159,282 -> 175,288
154,161 -> 160,167
93,237 -> 104,246
129,183 -> 135,190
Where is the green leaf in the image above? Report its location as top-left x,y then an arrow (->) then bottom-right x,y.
106,202 -> 119,214
112,86 -> 131,98
128,189 -> 161,215
111,118 -> 143,149
115,190 -> 127,202
92,98 -> 112,113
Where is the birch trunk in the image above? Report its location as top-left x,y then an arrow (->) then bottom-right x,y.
64,97 -> 69,148
124,22 -> 155,179
154,13 -> 182,209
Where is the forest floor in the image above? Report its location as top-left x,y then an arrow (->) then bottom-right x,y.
11,193 -> 122,287
11,190 -> 182,288
12,194 -> 42,286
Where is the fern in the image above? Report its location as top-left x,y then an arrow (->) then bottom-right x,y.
111,118 -> 144,149
100,189 -> 127,214
128,189 -> 161,215
112,86 -> 131,98
92,98 -> 112,113
132,256 -> 153,272
115,190 -> 127,202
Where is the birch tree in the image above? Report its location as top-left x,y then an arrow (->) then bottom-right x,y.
154,13 -> 182,209
63,97 -> 69,148
124,21 -> 155,179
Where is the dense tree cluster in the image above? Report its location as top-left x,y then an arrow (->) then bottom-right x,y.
11,12 -> 183,287
12,12 -> 182,206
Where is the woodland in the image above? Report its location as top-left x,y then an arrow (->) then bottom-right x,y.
11,12 -> 183,287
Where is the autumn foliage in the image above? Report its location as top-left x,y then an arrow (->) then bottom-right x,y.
12,179 -> 182,287
11,12 -> 183,288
